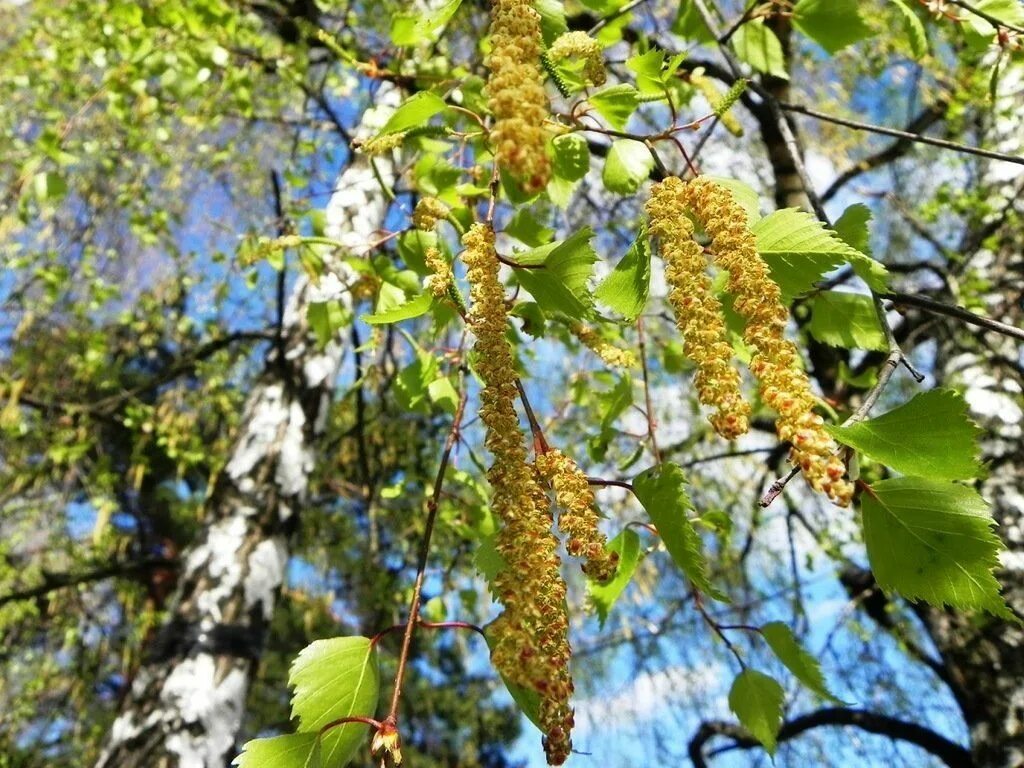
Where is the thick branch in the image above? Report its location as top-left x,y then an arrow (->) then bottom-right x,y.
0,557 -> 179,608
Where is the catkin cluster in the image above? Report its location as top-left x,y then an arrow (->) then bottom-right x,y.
424,247 -> 453,298
487,0 -> 551,193
646,177 -> 751,439
461,223 -> 574,765
547,31 -> 606,86
413,197 -> 450,231
358,131 -> 406,156
536,448 -> 618,584
571,323 -> 637,369
679,178 -> 852,505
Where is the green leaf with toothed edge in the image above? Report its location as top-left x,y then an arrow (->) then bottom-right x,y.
361,292 -> 433,325
513,228 -> 597,321
288,636 -> 380,766
588,528 -> 643,626
761,622 -> 843,703
728,669 -> 785,754
793,0 -> 874,54
809,291 -> 888,352
602,139 -> 654,195
860,477 -> 1013,619
588,83 -> 640,131
595,226 -> 650,322
233,733 -> 321,768
632,462 -> 727,601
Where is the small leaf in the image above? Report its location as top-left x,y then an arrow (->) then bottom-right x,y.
361,293 -> 433,325
761,622 -> 841,702
514,228 -> 597,320
828,389 -> 984,481
732,21 -> 788,80
589,528 -> 642,626
380,92 -> 447,136
602,139 -> 654,195
728,669 -> 784,754
535,0 -> 568,45
289,636 -> 381,766
632,463 -> 725,600
595,227 -> 650,321
833,203 -> 872,255
391,0 -> 462,46
890,0 -> 928,59
551,133 -> 591,182
625,49 -> 666,94
673,0 -> 714,42
588,84 -> 640,130
861,477 -> 1011,618
233,734 -> 320,768
793,0 -> 874,54
809,292 -> 887,351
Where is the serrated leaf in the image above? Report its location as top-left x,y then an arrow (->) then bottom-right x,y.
752,208 -> 886,301
828,389 -> 984,481
289,637 -> 380,766
380,92 -> 447,136
361,293 -> 433,325
833,203 -> 872,254
732,21 -> 788,80
514,228 -> 597,320
626,49 -> 666,94
890,0 -> 928,58
809,291 -> 887,351
588,84 -> 639,130
595,227 -> 650,321
603,139 -> 654,195
391,0 -> 462,46
793,0 -> 874,54
762,622 -> 841,702
632,463 -> 725,600
861,477 -> 1011,618
233,734 -> 321,768
552,133 -> 590,182
728,669 -> 784,754
589,528 -> 642,627
505,208 -> 554,248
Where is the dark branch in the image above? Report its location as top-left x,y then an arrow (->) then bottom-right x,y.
0,557 -> 179,608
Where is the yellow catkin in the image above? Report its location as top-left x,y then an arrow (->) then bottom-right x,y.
487,0 -> 551,194
690,73 -> 744,137
424,247 -> 453,298
413,197 -> 450,231
358,131 -> 406,156
645,177 -> 751,439
461,223 -> 574,765
547,31 -> 606,86
680,177 -> 853,506
535,448 -> 618,584
571,323 -> 637,368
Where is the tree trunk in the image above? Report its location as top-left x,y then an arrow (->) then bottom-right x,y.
94,89 -> 401,768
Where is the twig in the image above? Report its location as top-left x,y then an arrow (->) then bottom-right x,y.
947,0 -> 1024,34
636,317 -> 662,463
515,378 -> 550,455
884,291 -> 1024,342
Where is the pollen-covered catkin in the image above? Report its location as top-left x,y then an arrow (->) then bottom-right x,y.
487,0 -> 551,193
536,448 -> 618,584
680,177 -> 853,506
547,31 -> 606,86
571,323 -> 637,368
646,177 -> 751,439
461,223 -> 574,765
413,197 -> 450,231
358,131 -> 406,156
424,247 -> 453,298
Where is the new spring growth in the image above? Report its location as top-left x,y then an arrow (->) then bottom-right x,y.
536,448 -> 619,584
680,177 -> 854,506
571,322 -> 637,368
357,131 -> 407,156
413,197 -> 450,232
547,31 -> 607,86
646,177 -> 751,439
460,223 -> 574,765
486,0 -> 551,193
423,247 -> 453,299
690,72 -> 746,137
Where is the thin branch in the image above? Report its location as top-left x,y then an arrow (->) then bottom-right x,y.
884,291 -> 1024,342
0,557 -> 179,608
947,0 -> 1024,34
782,102 -> 1024,168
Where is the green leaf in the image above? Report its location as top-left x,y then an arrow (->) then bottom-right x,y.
380,92 -> 447,136
833,203 -> 871,254
307,301 -> 351,347
391,0 -> 462,46
673,0 -> 714,42
289,636 -> 380,766
233,734 -> 321,768
732,20 -> 788,80
602,139 -> 654,195
761,622 -> 841,702
632,463 -> 725,600
752,208 -> 884,301
626,49 -> 666,94
588,84 -> 639,130
588,528 -> 642,627
536,0 -> 568,45
793,0 -> 874,54
890,0 -> 928,59
552,133 -> 591,182
484,630 -> 542,731
729,670 -> 785,754
505,208 -> 554,247
860,477 -> 1011,618
361,293 -> 433,325
595,227 -> 650,321
828,389 -> 984,481
514,228 -> 597,320
809,292 -> 887,351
